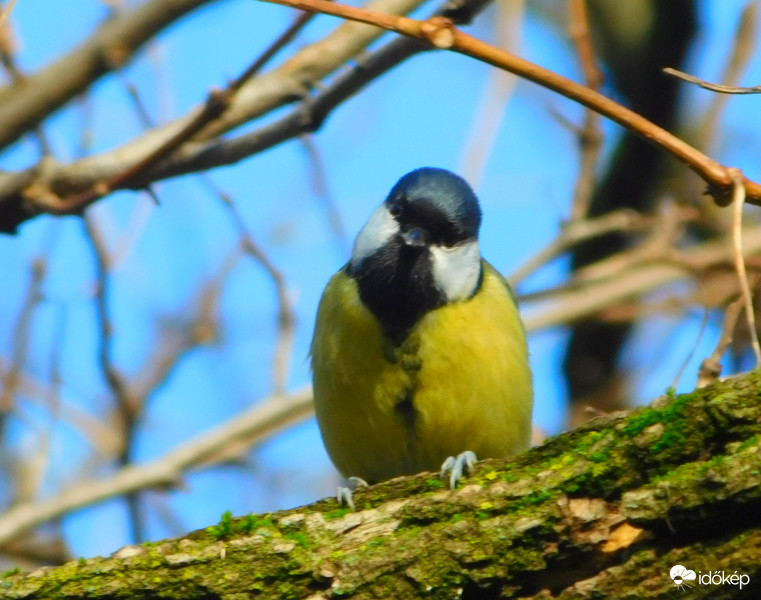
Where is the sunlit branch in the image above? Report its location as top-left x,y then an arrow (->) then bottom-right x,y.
256,0 -> 761,207
0,0 -> 488,233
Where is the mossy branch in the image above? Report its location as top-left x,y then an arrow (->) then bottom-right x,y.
4,372 -> 761,599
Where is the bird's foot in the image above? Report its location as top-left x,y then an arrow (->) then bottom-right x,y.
336,476 -> 369,511
440,450 -> 477,489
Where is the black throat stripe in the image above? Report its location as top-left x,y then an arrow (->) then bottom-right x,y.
349,244 -> 484,345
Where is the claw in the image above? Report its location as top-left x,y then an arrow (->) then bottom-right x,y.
440,450 -> 477,489
336,476 -> 369,511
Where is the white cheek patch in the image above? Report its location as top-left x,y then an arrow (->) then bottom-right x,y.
351,205 -> 399,269
429,240 -> 481,301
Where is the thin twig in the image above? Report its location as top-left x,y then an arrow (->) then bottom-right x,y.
130,253 -> 232,401
82,216 -> 133,426
300,135 -> 349,257
695,2 -> 759,154
567,0 -> 603,221
0,1 -> 52,155
520,224 -> 761,333
459,0 -> 522,188
0,257 -> 47,443
0,0 -> 19,28
255,0 -> 761,206
697,297 -> 745,388
54,11 -> 316,214
729,167 -> 761,364
0,0 -> 22,82
211,184 -> 296,394
663,67 -> 761,95
509,209 -> 648,287
82,214 -> 144,542
672,307 -> 709,390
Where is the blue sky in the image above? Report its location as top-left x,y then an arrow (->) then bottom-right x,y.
1,0 -> 760,559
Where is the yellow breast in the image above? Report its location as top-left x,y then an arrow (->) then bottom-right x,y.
311,261 -> 533,483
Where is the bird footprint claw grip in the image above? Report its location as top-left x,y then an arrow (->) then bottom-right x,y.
440,450 -> 477,489
336,476 -> 369,511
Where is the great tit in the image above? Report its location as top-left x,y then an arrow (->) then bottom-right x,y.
311,167 -> 533,486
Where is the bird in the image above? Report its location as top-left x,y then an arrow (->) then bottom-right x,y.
310,167 -> 533,491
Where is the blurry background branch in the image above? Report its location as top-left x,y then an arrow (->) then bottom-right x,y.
0,387 -> 312,546
0,0 -> 219,149
0,0 -> 477,232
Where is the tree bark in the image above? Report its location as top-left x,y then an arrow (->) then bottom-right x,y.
3,372 -> 761,599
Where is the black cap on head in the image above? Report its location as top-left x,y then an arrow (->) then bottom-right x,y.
385,167 -> 482,245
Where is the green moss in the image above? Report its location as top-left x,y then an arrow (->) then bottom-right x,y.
284,532 -> 310,548
2,567 -> 20,578
513,489 -> 554,509
207,509 -> 234,539
324,507 -> 351,519
364,537 -> 386,548
425,478 -> 445,490
206,511 -> 277,540
737,433 -> 761,451
622,393 -> 692,438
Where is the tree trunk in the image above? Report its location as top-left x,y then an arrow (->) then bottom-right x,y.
3,372 -> 761,599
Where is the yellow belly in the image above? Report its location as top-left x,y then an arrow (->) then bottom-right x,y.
310,261 -> 533,483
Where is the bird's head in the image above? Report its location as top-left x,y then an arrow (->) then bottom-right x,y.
351,167 -> 483,305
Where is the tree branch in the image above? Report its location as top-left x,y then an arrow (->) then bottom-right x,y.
0,0 -> 218,151
256,0 -> 761,207
0,0 -> 490,233
3,372 -> 761,598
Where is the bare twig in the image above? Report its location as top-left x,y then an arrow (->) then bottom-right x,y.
0,0 -> 487,233
255,0 -> 761,206
130,251 -> 233,401
0,0 -> 19,28
215,187 -> 296,394
459,0 -> 523,188
519,224 -> 761,333
300,135 -> 349,257
53,11 -> 317,215
729,168 -> 761,364
0,257 -> 47,442
567,0 -> 603,221
0,0 -> 218,149
663,68 -> 761,95
82,216 -> 133,431
695,2 -> 760,153
696,297 -> 745,388
82,214 -> 144,541
0,0 -> 22,82
672,307 -> 709,391
509,209 -> 649,287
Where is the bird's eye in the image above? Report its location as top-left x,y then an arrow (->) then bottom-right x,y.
388,198 -> 404,217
